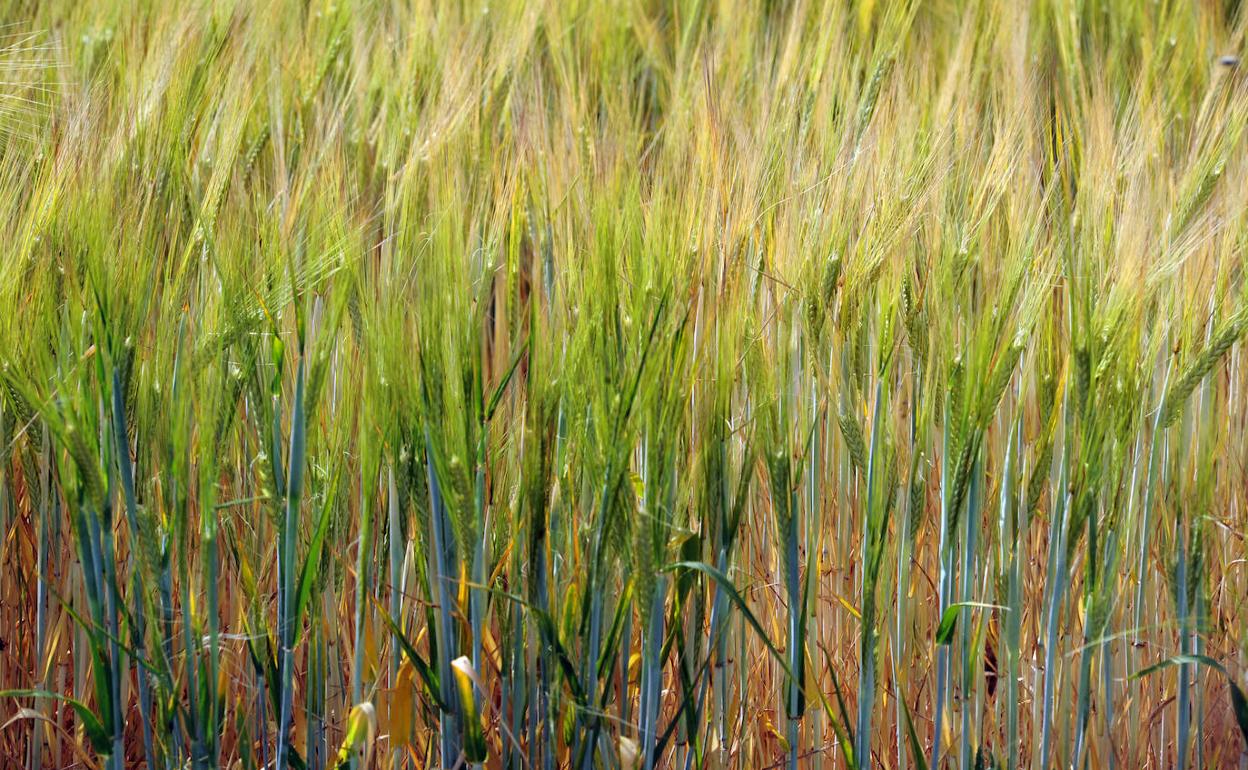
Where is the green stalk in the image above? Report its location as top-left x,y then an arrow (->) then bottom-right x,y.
856,379 -> 887,766
469,425 -> 488,770
386,464 -> 403,770
1002,420 -> 1022,770
30,425 -> 52,770
98,493 -> 125,770
177,475 -> 204,766
1038,432 -> 1071,770
784,483 -> 801,770
958,464 -> 981,770
111,368 -> 156,770
640,573 -> 668,770
1130,361 -> 1169,765
894,357 -> 920,770
930,406 -> 954,770
203,474 -> 221,768
351,465 -> 375,709
578,472 -> 616,769
1071,509 -> 1097,768
425,431 -> 463,766
306,619 -> 326,770
1106,422 -> 1148,770
276,357 -> 306,770
1176,521 -> 1191,769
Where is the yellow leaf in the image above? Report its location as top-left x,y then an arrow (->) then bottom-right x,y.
334,703 -> 377,768
630,472 -> 644,498
758,711 -> 789,752
383,658 -> 417,747
483,624 -> 502,674
834,593 -> 862,620
452,656 -> 486,761
363,617 -> 380,681
458,561 -> 469,609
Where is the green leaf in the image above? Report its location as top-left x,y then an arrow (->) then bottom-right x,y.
936,602 -> 1006,646
491,588 -> 586,705
373,601 -> 448,712
0,690 -> 111,755
484,335 -> 529,421
294,467 -> 341,645
667,560 -> 858,769
596,580 -> 634,682
1132,654 -> 1248,746
667,561 -> 786,672
1230,679 -> 1248,748
936,606 -> 959,645
900,697 -> 929,770
1130,653 -> 1227,681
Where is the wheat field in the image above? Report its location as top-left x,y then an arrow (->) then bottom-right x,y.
1,1 -> 1247,768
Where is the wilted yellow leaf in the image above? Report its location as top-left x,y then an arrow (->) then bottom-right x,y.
363,617 -> 380,681
334,702 -> 377,768
381,657 -> 417,747
758,711 -> 789,752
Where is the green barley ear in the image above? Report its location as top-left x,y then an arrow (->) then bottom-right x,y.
1172,151 -> 1231,238
255,449 -> 280,510
64,419 -> 106,511
1025,363 -> 1061,515
852,309 -> 872,383
210,360 -> 244,452
822,252 -> 843,307
302,28 -> 348,109
807,250 -> 842,343
240,117 -> 270,181
878,309 -> 898,373
901,276 -> 927,364
1,378 -> 33,435
1073,344 -> 1091,415
907,456 -> 926,544
977,336 -> 1024,427
1026,436 -> 1054,516
805,293 -> 823,339
946,354 -> 966,445
128,500 -> 162,585
837,395 -> 868,473
856,55 -> 893,133
765,445 -> 792,523
1187,527 -> 1206,620
804,255 -> 831,338
448,453 -> 473,559
1159,310 -> 1246,428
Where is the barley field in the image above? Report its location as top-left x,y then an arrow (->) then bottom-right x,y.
1,1 -> 1247,768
